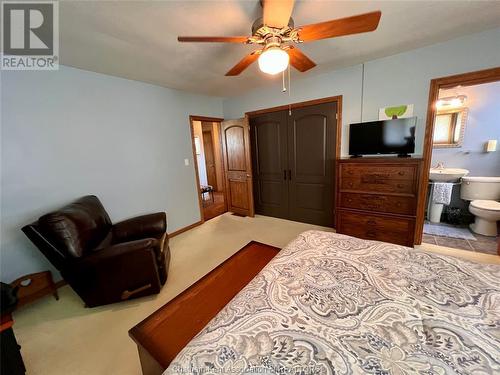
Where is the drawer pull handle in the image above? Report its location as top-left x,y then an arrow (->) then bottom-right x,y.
397,183 -> 404,188
398,171 -> 405,176
347,198 -> 353,202
365,196 -> 383,202
396,202 -> 402,207
348,182 -> 353,187
367,220 -> 376,225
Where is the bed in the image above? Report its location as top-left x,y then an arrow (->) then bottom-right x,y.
164,230 -> 500,374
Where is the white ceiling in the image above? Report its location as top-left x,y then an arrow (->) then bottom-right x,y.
59,1 -> 500,97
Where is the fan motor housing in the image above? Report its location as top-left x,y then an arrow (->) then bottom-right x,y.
251,17 -> 294,36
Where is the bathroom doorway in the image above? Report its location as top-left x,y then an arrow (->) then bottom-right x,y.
422,69 -> 500,255
189,116 -> 228,222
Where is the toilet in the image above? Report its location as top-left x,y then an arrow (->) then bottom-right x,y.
460,176 -> 500,236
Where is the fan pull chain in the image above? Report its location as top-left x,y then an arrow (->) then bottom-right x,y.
288,64 -> 292,115
281,65 -> 292,115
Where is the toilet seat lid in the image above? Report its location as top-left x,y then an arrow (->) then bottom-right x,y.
470,200 -> 500,211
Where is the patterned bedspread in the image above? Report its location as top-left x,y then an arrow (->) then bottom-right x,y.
165,231 -> 500,374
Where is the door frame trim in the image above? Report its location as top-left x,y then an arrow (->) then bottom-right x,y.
245,95 -> 343,228
417,66 -> 500,244
188,115 -> 225,224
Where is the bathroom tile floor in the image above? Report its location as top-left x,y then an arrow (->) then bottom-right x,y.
422,232 -> 498,255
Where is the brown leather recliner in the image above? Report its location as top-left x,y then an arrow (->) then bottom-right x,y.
22,195 -> 170,307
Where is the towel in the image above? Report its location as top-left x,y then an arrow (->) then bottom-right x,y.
432,182 -> 453,205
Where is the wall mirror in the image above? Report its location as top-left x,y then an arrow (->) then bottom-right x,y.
432,106 -> 468,148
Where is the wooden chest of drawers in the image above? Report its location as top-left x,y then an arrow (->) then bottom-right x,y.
336,158 -> 423,247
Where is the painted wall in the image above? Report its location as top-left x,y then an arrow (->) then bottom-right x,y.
223,28 -> 500,158
1,66 -> 223,282
192,120 -> 208,186
432,82 -> 500,176
210,122 -> 224,192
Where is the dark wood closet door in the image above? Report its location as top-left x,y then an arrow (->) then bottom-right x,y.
250,111 -> 289,219
287,102 -> 337,226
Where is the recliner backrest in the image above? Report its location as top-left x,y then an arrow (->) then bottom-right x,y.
38,195 -> 112,258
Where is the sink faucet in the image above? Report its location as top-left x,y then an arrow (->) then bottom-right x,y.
434,162 -> 444,169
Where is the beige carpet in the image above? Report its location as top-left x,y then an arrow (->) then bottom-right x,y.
12,213 -> 498,375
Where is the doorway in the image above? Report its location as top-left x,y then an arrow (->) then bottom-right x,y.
189,116 -> 227,222
420,67 -> 500,256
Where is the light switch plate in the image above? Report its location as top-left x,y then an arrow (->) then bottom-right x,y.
184,158 -> 189,166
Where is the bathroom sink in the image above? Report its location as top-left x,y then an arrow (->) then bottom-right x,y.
429,168 -> 469,182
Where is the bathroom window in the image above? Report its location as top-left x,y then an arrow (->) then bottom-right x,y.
433,108 -> 468,148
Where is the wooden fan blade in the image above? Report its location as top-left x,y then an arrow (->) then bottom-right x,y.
178,36 -> 249,43
263,0 -> 295,28
298,11 -> 381,42
287,46 -> 316,72
225,52 -> 260,76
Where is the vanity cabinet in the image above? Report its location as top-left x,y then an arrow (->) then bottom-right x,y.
336,158 -> 423,246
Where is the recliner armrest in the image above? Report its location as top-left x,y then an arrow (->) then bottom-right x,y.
112,212 -> 166,243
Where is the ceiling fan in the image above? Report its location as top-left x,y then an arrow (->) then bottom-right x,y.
178,0 -> 381,76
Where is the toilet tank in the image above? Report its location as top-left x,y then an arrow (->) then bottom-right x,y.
460,176 -> 500,200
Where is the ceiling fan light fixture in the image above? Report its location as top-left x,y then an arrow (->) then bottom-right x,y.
258,47 -> 289,75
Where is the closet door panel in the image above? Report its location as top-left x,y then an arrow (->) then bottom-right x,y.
294,114 -> 327,180
250,111 -> 289,218
288,102 -> 337,226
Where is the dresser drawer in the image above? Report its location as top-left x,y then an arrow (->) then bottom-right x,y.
339,193 -> 416,215
341,178 -> 415,195
337,210 -> 415,246
340,164 -> 417,181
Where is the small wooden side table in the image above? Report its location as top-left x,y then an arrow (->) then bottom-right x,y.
11,271 -> 59,308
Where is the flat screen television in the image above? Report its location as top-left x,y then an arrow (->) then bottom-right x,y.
348,117 -> 417,157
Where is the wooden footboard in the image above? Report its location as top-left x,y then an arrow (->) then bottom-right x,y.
129,241 -> 280,375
